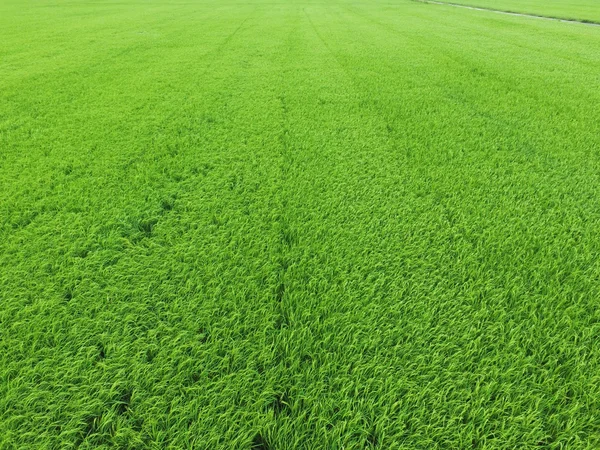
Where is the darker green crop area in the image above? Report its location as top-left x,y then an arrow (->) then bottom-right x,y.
1,0 -> 600,448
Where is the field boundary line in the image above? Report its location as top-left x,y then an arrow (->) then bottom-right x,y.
413,0 -> 600,27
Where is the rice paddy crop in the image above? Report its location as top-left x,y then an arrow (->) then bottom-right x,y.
1,0 -> 600,448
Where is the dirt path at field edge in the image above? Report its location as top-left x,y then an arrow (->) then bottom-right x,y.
414,0 -> 600,27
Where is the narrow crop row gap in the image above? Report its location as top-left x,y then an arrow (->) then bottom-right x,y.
253,66 -> 300,450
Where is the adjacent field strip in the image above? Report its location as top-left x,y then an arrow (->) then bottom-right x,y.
415,0 -> 600,26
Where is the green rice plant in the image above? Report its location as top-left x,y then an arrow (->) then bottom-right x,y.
1,0 -> 599,448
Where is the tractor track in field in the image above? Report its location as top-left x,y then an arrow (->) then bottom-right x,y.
414,0 -> 600,27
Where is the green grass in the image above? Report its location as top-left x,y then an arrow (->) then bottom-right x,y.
429,0 -> 600,23
1,0 -> 600,448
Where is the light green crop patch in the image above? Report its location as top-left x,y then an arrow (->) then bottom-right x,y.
1,0 -> 600,448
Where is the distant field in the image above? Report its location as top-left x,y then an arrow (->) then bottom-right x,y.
430,0 -> 600,23
2,0 -> 600,448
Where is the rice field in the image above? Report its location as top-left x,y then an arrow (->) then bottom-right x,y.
1,0 -> 600,448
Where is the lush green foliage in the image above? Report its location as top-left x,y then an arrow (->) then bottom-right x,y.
432,0 -> 600,23
1,0 -> 600,448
